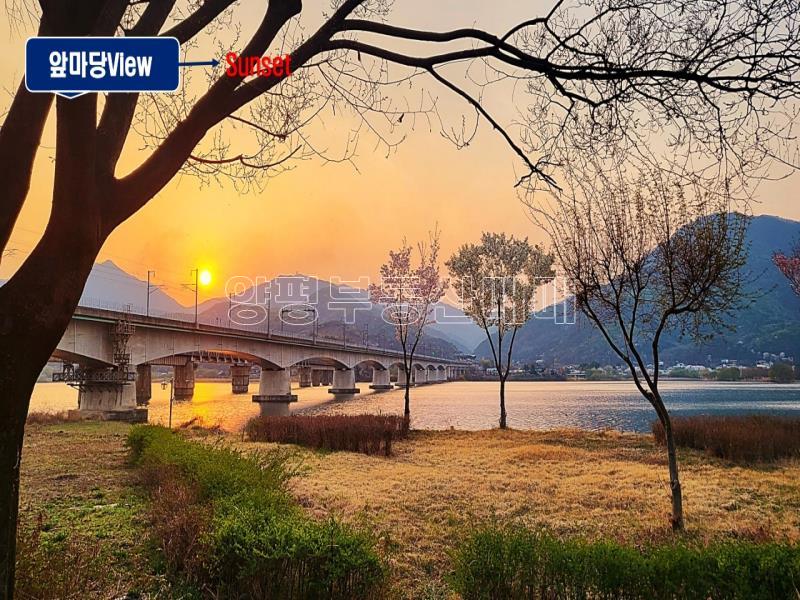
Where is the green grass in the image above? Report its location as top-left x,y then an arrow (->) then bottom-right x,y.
18,422 -> 160,598
451,525 -> 800,600
127,425 -> 387,599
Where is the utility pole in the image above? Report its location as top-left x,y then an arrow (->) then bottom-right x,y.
146,270 -> 156,316
182,269 -> 199,326
228,292 -> 233,328
161,377 -> 175,429
312,307 -> 318,343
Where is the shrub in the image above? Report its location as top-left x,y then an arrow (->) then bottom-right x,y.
653,415 -> 800,461
15,512 -> 111,599
770,362 -> 795,383
26,411 -> 82,425
127,425 -> 385,599
451,525 -> 800,600
244,414 -> 410,456
715,367 -> 742,381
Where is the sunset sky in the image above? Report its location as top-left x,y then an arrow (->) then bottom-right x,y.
1,0 -> 798,305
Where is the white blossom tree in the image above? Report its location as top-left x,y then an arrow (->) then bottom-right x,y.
447,233 -> 554,429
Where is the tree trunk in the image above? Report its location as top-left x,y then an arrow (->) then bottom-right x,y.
0,101 -> 103,593
0,235 -> 100,598
0,418 -> 24,600
0,249 -> 99,598
0,368 -> 38,600
404,380 -> 411,421
647,388 -> 685,531
662,416 -> 684,530
499,377 -> 507,429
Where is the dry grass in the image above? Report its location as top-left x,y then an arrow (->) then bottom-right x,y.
20,423 -> 800,599
654,415 -> 800,461
244,414 -> 409,456
240,428 -> 800,598
26,410 -> 83,425
19,422 -> 159,598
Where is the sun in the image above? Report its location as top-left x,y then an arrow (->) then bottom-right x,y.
199,269 -> 212,286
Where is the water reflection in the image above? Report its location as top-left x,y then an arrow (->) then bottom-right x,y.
29,380 -> 800,433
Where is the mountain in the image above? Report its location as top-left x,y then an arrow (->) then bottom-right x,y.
198,275 -> 470,357
427,302 -> 488,352
78,260 -> 191,316
475,215 -> 800,366
41,260 -> 477,357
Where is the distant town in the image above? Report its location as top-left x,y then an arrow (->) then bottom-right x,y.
477,350 -> 798,383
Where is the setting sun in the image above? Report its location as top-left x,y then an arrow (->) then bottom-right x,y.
199,269 -> 212,287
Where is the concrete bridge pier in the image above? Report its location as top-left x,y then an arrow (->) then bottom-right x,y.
136,364 -> 152,404
328,368 -> 360,396
395,367 -> 414,388
231,365 -> 250,394
174,362 -> 196,399
298,366 -> 312,388
369,367 -> 392,391
73,377 -> 145,422
252,369 -> 297,416
311,369 -> 323,386
415,368 -> 428,385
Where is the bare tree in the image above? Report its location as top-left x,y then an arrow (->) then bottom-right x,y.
0,0 -> 798,594
369,230 -> 446,421
447,233 -> 554,429
529,166 -> 750,530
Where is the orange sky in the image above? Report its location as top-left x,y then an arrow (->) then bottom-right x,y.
1,1 -> 798,304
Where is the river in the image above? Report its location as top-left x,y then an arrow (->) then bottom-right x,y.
29,379 -> 800,433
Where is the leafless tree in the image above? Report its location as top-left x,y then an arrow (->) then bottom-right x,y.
529,165 -> 750,530
0,0 -> 798,594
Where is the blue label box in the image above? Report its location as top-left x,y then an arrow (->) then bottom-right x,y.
26,36 -> 180,98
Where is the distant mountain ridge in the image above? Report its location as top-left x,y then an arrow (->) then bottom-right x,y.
65,262 -> 483,358
475,214 -> 800,366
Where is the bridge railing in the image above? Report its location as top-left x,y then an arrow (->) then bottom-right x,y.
76,299 -> 454,362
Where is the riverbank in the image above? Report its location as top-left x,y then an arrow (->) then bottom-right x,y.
18,421 -> 800,598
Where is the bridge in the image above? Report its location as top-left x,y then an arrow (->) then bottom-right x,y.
52,306 -> 470,421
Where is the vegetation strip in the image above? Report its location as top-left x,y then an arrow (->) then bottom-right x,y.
244,414 -> 409,456
126,425 -> 385,599
452,526 -> 800,600
653,415 -> 800,462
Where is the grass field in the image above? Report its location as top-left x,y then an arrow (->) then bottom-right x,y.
19,422 -> 800,598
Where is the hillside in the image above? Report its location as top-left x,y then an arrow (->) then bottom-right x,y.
475,215 -> 800,366
52,264 -> 477,359
199,275 -> 469,357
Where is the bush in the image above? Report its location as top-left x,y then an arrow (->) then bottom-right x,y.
770,362 -> 795,383
451,526 -> 800,600
244,414 -> 410,456
714,367 -> 741,381
653,415 -> 800,461
26,410 -> 83,425
127,425 -> 385,599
